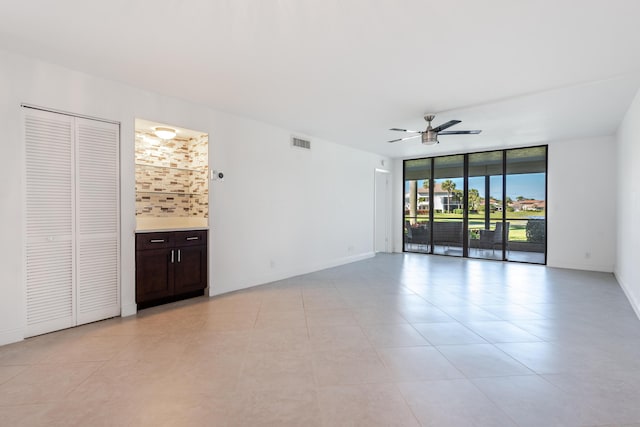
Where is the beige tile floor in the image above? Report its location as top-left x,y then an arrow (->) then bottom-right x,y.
1,253 -> 640,426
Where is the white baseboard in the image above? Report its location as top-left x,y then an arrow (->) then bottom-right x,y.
121,303 -> 137,317
615,271 -> 640,320
210,251 -> 375,297
0,328 -> 24,347
308,251 -> 375,273
546,261 -> 613,273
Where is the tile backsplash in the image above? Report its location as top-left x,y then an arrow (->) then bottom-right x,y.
135,131 -> 208,218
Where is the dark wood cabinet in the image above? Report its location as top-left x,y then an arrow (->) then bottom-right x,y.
136,230 -> 207,308
136,247 -> 174,301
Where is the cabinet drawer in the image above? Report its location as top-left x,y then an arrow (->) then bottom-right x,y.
174,230 -> 207,247
136,232 -> 173,250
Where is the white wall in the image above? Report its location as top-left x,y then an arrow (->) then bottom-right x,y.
0,49 -> 390,345
392,139 -> 617,273
392,158 -> 405,253
615,88 -> 640,316
546,136 -> 616,272
209,113 -> 390,295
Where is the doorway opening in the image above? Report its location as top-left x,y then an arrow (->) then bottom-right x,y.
375,169 -> 391,253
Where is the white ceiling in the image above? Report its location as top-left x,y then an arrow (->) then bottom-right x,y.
135,118 -> 207,140
2,0 -> 640,158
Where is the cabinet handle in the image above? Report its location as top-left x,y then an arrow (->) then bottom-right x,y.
186,237 -> 199,241
150,239 -> 165,243
171,249 -> 175,263
178,249 -> 181,263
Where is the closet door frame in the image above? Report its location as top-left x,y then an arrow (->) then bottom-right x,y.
22,105 -> 121,337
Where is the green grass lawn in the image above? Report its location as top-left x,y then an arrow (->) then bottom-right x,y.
407,210 -> 544,242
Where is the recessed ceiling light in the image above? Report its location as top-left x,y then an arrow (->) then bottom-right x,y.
153,127 -> 177,140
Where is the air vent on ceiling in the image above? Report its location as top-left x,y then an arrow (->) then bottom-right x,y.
292,136 -> 311,150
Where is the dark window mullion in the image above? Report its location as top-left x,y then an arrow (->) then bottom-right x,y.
402,160 -> 406,252
502,150 -> 507,261
429,157 -> 435,253
463,154 -> 469,258
484,175 -> 490,230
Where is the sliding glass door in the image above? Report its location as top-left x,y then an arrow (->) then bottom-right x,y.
468,151 -> 504,260
433,155 -> 464,256
505,147 -> 547,263
403,146 -> 547,264
404,158 -> 431,253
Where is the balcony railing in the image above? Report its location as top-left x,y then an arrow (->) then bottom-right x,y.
404,216 -> 545,260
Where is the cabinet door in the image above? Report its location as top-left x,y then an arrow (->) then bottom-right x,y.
136,248 -> 174,303
76,118 -> 120,325
174,245 -> 207,294
24,109 -> 75,337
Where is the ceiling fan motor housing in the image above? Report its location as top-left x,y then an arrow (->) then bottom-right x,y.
422,131 -> 438,145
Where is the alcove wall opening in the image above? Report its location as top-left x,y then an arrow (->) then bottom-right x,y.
134,118 -> 209,231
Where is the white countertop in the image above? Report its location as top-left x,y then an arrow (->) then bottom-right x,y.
136,217 -> 208,231
135,227 -> 209,233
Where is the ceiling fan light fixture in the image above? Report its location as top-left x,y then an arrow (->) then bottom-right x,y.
387,114 -> 480,145
422,132 -> 438,145
153,127 -> 177,140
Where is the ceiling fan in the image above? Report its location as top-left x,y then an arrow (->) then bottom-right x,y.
388,114 -> 481,145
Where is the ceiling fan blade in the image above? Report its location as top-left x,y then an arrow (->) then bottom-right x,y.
389,128 -> 421,133
432,120 -> 461,133
438,130 -> 482,135
388,135 -> 421,143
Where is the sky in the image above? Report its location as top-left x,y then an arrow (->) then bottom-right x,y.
405,173 -> 546,201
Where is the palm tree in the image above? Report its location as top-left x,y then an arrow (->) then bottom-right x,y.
468,188 -> 480,211
420,180 -> 430,212
441,179 -> 456,213
453,189 -> 463,211
409,180 -> 417,224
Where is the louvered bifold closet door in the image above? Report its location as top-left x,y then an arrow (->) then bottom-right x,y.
76,118 -> 120,325
25,109 -> 75,337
